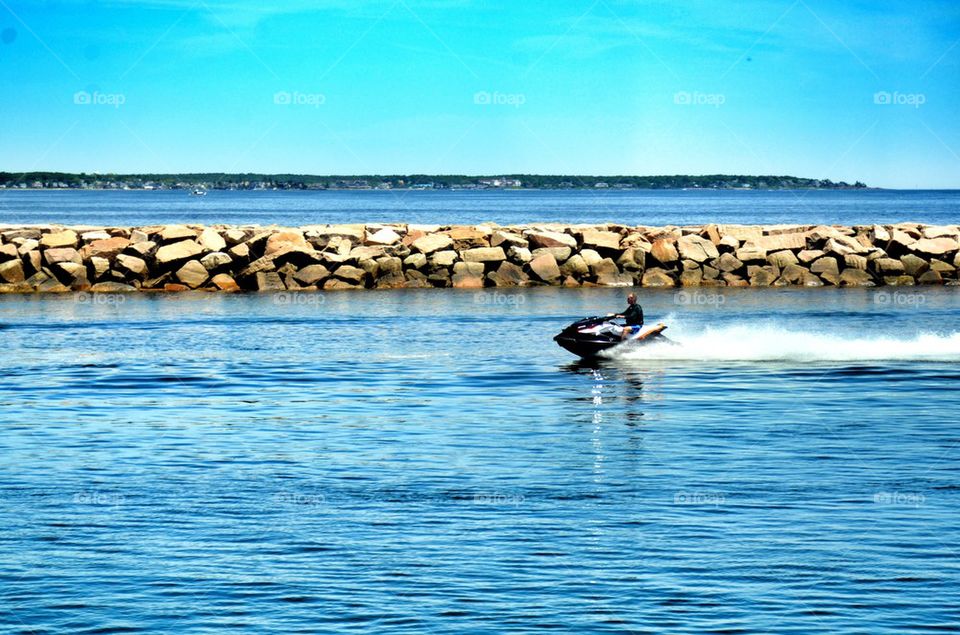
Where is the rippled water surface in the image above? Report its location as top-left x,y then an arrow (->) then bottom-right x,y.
1,288 -> 959,634
2,188 -> 959,226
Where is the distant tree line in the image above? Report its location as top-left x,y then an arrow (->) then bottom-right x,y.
0,172 -> 869,190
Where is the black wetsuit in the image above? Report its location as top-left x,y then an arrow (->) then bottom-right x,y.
622,303 -> 644,326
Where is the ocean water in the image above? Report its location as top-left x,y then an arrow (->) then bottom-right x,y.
1,188 -> 959,227
1,287 -> 959,634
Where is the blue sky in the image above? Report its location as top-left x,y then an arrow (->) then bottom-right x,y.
0,0 -> 958,187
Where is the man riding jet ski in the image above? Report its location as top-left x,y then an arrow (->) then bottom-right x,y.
553,292 -> 669,358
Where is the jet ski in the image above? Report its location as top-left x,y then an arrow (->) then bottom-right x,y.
553,316 -> 670,358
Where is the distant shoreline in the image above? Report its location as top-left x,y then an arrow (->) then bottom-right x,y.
0,172 -> 869,192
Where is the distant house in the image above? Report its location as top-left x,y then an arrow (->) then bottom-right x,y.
594,182 -> 609,188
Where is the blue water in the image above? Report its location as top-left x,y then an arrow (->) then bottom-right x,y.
1,188 -> 959,227
1,287 -> 959,633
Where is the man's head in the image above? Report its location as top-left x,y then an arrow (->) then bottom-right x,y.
627,292 -> 636,305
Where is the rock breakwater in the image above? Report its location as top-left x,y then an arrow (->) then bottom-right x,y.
1,223 -> 958,293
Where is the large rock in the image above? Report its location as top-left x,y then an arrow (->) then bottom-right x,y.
412,233 -> 454,254
749,267 -> 779,286
199,228 -> 227,252
452,272 -> 485,288
717,252 -> 743,273
617,248 -> 645,271
349,245 -> 386,262
81,236 -> 130,260
887,230 -> 916,254
158,225 -> 198,244
778,264 -> 807,284
57,262 -> 90,289
717,235 -> 739,253
824,235 -> 869,257
89,257 -> 110,280
767,250 -> 799,268
641,268 -> 675,287
44,247 -> 82,266
366,228 -> 402,245
810,257 -> 839,276
913,237 -> 959,257
921,225 -> 959,239
156,240 -> 204,266
531,246 -> 571,262
797,249 -> 824,263
560,254 -> 589,277
294,264 -> 331,285
680,268 -> 703,287
918,270 -> 944,284
430,250 -> 458,268
211,273 -> 240,291
722,272 -> 749,287
650,239 -> 679,264
525,230 -> 576,250
200,252 -> 232,271
580,229 -> 621,251
488,261 -> 529,287
176,260 -> 209,288
0,259 -> 25,283
508,246 -> 532,264
844,254 -> 868,270
677,235 -> 719,263
115,254 -> 148,278
333,265 -> 366,284
265,231 -> 307,257
255,271 -> 285,291
445,227 -> 489,248
0,244 -> 18,262
756,232 -> 807,251
81,230 -> 111,243
462,247 -> 507,263
528,253 -> 561,282
89,282 -> 136,293
453,261 -> 485,276
872,257 -> 905,274
490,230 -> 527,249
839,269 -> 874,287
376,256 -> 403,275
900,254 -> 929,277
736,245 -> 767,262
403,253 -> 427,269
40,230 -> 79,249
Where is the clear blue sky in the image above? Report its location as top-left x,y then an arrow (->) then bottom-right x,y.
1,0 -> 958,187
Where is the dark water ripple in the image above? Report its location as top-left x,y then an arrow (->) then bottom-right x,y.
1,288 -> 959,633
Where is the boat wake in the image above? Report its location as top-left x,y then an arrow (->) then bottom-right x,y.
611,322 -> 960,363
